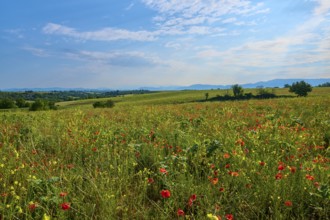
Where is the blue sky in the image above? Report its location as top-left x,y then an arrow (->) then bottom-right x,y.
1,0 -> 329,89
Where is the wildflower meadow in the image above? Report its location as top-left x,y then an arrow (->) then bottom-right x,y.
0,91 -> 329,219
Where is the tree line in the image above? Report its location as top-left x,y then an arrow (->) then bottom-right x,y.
206,80 -> 315,102
0,99 -> 57,111
0,90 -> 153,102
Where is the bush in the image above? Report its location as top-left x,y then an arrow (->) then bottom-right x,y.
232,84 -> 244,97
289,81 -> 312,97
16,98 -> 30,108
29,100 -> 57,111
93,100 -> 115,108
0,99 -> 17,109
256,88 -> 276,99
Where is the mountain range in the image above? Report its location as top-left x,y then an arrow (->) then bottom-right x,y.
140,78 -> 330,91
1,78 -> 329,92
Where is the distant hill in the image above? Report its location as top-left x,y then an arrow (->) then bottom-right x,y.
1,78 -> 329,92
140,78 -> 330,91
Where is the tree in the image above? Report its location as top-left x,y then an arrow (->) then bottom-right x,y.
205,92 -> 209,100
29,99 -> 57,111
289,81 -> 312,97
0,99 -> 17,109
16,98 -> 30,108
232,84 -> 244,97
318,82 -> 330,87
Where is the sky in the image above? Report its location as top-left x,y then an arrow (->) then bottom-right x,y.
0,0 -> 329,89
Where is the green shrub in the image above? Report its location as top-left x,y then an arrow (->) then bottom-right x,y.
93,100 -> 115,108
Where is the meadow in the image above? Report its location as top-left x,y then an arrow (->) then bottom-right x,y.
0,88 -> 329,219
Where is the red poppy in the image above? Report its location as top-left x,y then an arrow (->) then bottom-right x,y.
190,194 -> 197,201
160,190 -> 171,198
225,164 -> 230,169
159,168 -> 168,174
177,209 -> 185,216
61,202 -> 71,210
188,194 -> 197,206
275,173 -> 283,180
219,187 -> 225,192
60,192 -> 68,197
306,174 -> 314,181
28,203 -> 37,211
211,178 -> 219,185
290,166 -> 296,173
225,213 -> 234,220
278,164 -> 285,171
229,171 -> 239,177
236,139 -> 245,146
223,153 -> 230,159
284,201 -> 292,207
147,178 -> 154,184
313,182 -> 320,188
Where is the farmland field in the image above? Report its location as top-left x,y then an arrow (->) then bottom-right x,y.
0,88 -> 329,219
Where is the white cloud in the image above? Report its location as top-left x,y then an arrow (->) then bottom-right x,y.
43,23 -> 156,41
313,0 -> 330,15
222,17 -> 237,24
42,1 -> 269,42
62,49 -> 168,68
142,0 -> 269,36
197,0 -> 330,70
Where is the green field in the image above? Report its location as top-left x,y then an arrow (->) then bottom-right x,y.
0,88 -> 329,219
57,87 -> 330,108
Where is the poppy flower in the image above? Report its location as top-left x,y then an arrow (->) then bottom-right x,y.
229,171 -> 239,177
290,166 -> 296,173
177,209 -> 185,216
61,202 -> 71,210
275,173 -> 283,180
211,178 -> 219,185
147,178 -> 154,184
314,182 -> 320,188
278,165 -> 285,171
189,194 -> 197,201
225,214 -> 234,220
160,190 -> 171,198
159,168 -> 168,175
219,187 -> 225,192
60,192 -> 68,197
306,174 -> 314,181
188,194 -> 197,206
259,161 -> 265,166
223,153 -> 230,159
284,201 -> 292,207
28,203 -> 37,211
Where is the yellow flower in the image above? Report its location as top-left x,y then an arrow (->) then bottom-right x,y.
207,213 -> 219,220
43,213 -> 51,220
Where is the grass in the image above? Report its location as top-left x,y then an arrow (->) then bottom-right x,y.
0,88 -> 329,219
57,87 -> 330,109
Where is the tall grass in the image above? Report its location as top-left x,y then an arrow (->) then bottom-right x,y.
0,95 -> 329,219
